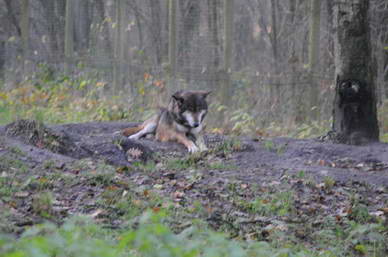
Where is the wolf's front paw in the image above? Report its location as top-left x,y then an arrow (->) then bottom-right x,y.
187,143 -> 199,153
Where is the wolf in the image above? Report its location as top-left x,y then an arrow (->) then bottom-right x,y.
122,90 -> 211,153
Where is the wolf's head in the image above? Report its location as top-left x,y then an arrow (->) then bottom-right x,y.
170,90 -> 211,128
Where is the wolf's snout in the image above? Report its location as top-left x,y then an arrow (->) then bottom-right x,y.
193,122 -> 200,128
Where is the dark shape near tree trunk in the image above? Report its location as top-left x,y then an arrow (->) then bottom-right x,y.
332,0 -> 379,145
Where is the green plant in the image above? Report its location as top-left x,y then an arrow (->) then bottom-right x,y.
32,191 -> 54,218
297,170 -> 306,178
166,156 -> 200,171
133,161 -> 157,173
212,138 -> 243,155
247,191 -> 295,216
206,161 -> 236,170
323,176 -> 335,190
263,140 -> 286,155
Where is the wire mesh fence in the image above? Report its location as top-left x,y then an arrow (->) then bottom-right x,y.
0,0 -> 387,135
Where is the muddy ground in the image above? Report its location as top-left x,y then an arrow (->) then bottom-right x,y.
0,120 -> 387,253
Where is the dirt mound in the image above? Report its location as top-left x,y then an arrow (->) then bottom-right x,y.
2,120 -> 160,166
5,119 -> 81,157
1,120 -> 388,186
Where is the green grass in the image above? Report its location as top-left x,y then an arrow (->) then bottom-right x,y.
245,191 -> 295,216
0,211 -> 341,257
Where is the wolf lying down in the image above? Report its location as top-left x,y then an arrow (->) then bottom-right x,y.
122,90 -> 211,153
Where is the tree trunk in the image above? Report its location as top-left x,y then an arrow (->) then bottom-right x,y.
178,0 -> 200,76
95,0 -> 112,58
113,0 -> 123,93
332,0 -> 379,144
0,38 -> 4,79
308,0 -> 321,118
64,0 -> 74,74
207,0 -> 220,69
222,0 -> 233,104
149,0 -> 163,65
269,0 -> 280,102
168,0 -> 177,94
20,0 -> 30,73
74,0 -> 91,52
4,0 -> 21,37
39,0 -> 59,59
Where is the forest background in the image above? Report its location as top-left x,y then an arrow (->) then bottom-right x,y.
0,0 -> 387,139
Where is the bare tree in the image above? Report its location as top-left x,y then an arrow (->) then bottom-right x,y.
308,0 -> 321,116
178,0 -> 200,70
148,0 -> 163,65
74,0 -> 91,52
4,0 -> 21,36
95,0 -> 113,56
64,0 -> 74,74
207,0 -> 220,69
221,0 -> 233,103
168,0 -> 177,93
0,28 -> 5,79
21,0 -> 30,68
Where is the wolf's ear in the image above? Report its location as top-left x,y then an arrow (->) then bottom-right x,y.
172,91 -> 184,104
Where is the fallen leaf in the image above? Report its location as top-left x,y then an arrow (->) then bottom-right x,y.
143,190 -> 149,197
152,207 -> 161,213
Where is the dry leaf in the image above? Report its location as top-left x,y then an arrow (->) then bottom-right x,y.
152,207 -> 161,213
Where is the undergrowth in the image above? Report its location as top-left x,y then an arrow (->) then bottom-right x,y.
0,211 -> 338,257
2,66 -> 387,139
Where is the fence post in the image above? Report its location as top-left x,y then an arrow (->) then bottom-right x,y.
64,0 -> 74,74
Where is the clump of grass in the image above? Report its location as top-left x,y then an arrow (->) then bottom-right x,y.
245,191 -> 295,216
32,191 -> 54,218
132,161 -> 157,173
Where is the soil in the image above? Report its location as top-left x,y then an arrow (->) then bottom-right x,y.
2,120 -> 387,186
0,120 -> 387,250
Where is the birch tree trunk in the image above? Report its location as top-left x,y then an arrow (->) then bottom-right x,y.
332,0 -> 379,144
